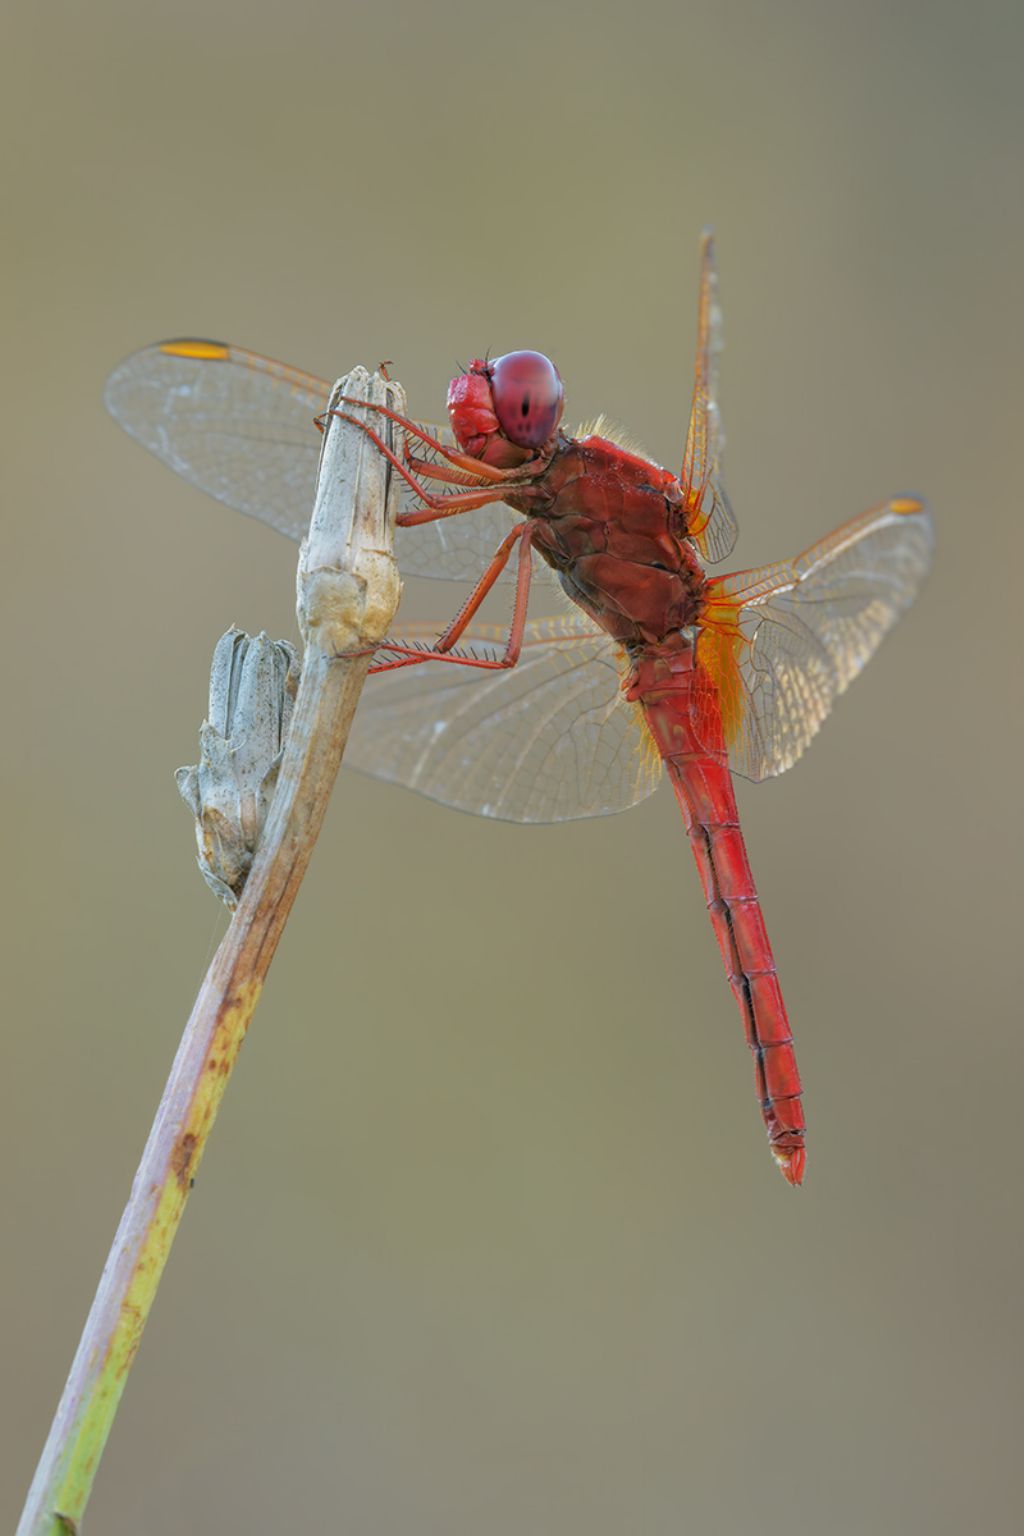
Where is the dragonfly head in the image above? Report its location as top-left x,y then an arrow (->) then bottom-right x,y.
447,351 -> 564,467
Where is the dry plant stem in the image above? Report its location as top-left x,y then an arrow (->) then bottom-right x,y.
19,368 -> 404,1536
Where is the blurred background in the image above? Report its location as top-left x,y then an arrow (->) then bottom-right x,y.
2,1 -> 1021,1531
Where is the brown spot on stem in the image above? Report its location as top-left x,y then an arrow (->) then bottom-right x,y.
54,1514 -> 79,1535
172,1131 -> 198,1190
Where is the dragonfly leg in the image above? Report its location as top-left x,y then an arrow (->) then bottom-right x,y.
404,452 -> 498,489
324,409 -> 520,525
371,525 -> 535,675
435,522 -> 533,650
321,397 -> 540,484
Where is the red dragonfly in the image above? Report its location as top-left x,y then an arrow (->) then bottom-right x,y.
104,234 -> 932,1184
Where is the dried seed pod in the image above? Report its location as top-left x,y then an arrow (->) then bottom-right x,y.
176,628 -> 299,905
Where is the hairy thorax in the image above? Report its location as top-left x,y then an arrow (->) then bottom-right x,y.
507,435 -> 708,648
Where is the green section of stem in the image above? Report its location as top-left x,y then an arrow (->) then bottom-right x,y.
23,970 -> 263,1534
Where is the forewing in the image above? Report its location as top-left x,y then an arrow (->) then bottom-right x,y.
701,498 -> 934,781
104,339 -> 331,540
104,339 -> 538,584
347,616 -> 661,823
680,231 -> 739,564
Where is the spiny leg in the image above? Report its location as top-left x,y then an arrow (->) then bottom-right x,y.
371,524 -> 536,675
319,396 -> 540,484
404,452 -> 499,489
325,409 -> 523,526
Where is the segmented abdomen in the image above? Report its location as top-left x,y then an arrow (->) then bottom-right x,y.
626,642 -> 806,1184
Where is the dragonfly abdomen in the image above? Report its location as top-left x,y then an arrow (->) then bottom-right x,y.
676,786 -> 806,1184
626,640 -> 807,1185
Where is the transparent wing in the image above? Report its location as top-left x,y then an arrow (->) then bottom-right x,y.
103,339 -> 538,584
347,615 -> 662,823
680,231 -> 739,564
104,339 -> 331,540
700,497 -> 934,781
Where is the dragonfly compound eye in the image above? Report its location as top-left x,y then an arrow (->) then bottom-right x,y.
489,351 -> 564,449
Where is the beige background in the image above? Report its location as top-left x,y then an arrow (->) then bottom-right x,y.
3,1 -> 1021,1531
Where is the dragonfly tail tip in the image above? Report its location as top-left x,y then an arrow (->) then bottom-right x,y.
774,1145 -> 806,1186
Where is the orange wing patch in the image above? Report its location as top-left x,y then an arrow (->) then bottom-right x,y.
697,591 -> 747,751
158,339 -> 231,361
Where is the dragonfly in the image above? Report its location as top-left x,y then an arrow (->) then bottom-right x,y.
104,233 -> 933,1184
